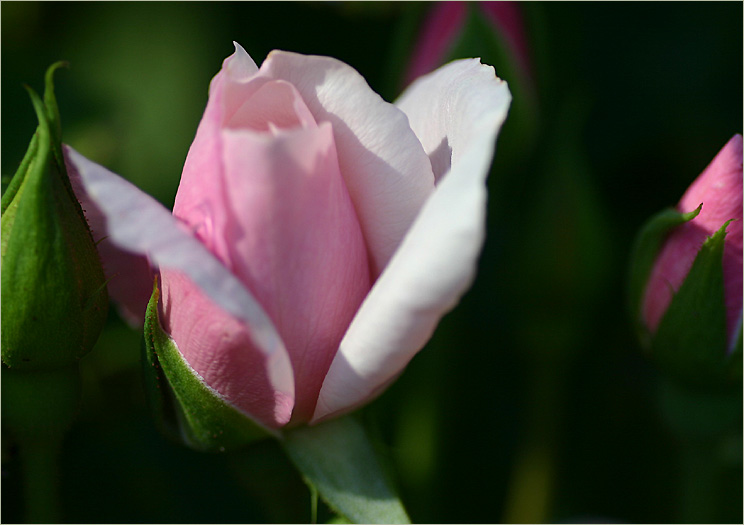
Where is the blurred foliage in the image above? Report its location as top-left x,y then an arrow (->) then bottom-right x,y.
2,2 -> 742,523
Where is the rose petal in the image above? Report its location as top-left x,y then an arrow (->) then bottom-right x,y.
65,154 -> 154,326
255,50 -> 436,277
172,46 -> 371,423
63,145 -> 295,415
395,58 -> 511,183
313,60 -> 511,422
173,47 -> 318,269
220,42 -> 259,119
225,41 -> 259,80
160,269 -> 294,428
214,123 -> 370,423
227,79 -> 317,132
679,135 -> 743,250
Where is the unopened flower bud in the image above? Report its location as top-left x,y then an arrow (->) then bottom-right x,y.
629,135 -> 742,387
1,63 -> 108,370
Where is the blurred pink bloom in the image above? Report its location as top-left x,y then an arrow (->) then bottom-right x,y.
643,134 -> 743,348
66,43 -> 511,429
405,1 -> 533,87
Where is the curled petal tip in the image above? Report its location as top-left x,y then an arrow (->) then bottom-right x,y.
226,41 -> 258,80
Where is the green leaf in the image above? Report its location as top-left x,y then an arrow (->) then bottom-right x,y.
651,221 -> 734,387
282,416 -> 410,524
626,205 -> 702,341
142,281 -> 273,452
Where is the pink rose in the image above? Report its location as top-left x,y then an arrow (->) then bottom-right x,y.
66,43 -> 511,430
642,134 -> 743,349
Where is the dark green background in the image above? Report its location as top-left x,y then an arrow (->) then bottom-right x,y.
2,2 -> 742,523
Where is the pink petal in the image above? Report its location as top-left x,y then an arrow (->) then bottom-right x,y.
160,269 -> 294,428
396,58 -> 511,183
643,134 -> 743,347
224,41 -> 259,80
313,59 -> 511,422
679,135 -> 743,251
220,42 -> 259,119
254,50 -> 436,277
216,123 -> 370,424
63,145 -> 295,426
65,153 -> 154,326
173,48 -> 316,268
227,79 -> 317,132
173,46 -> 371,423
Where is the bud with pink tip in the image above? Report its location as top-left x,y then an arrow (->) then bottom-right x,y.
629,135 -> 742,386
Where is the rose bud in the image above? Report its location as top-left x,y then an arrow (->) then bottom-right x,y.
405,1 -> 533,90
629,134 -> 742,387
404,1 -> 536,164
1,63 -> 108,371
66,43 -> 511,448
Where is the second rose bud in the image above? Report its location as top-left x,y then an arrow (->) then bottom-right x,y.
630,134 -> 743,387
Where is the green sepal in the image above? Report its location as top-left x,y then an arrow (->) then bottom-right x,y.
282,415 -> 410,524
627,204 -> 702,343
43,61 -> 69,171
1,133 -> 38,215
651,221 -> 737,388
1,67 -> 108,370
43,62 -> 68,140
142,280 -> 273,452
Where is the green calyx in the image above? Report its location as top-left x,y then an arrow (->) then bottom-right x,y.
143,280 -> 411,523
628,206 -> 740,389
651,220 -> 739,389
1,62 -> 108,371
627,204 -> 702,340
142,279 -> 272,452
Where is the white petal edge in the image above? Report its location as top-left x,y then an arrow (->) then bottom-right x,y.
227,41 -> 259,81
396,58 -> 510,183
63,145 -> 294,403
256,50 -> 436,277
313,60 -> 511,422
209,41 -> 259,98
